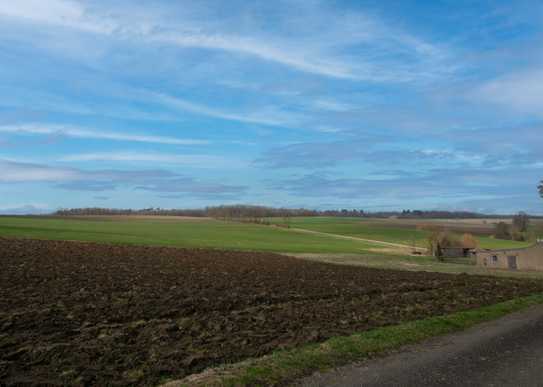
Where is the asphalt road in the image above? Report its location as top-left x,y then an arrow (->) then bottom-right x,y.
301,304 -> 543,387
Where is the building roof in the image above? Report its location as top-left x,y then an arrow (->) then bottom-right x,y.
477,242 -> 542,253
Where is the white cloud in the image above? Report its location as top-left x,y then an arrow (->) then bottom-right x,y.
0,0 -> 82,25
0,124 -> 208,145
0,0 -> 450,82
312,99 -> 356,112
0,0 -> 353,78
0,159 -> 247,197
153,33 -> 355,79
58,152 -> 244,168
0,0 -> 113,34
151,92 -> 303,127
474,69 -> 543,116
0,159 -> 78,182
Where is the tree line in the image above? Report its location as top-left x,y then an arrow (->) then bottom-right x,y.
53,205 -> 538,220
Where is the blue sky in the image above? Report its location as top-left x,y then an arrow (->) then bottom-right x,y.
0,0 -> 542,214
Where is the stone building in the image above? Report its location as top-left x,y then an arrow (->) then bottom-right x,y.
476,242 -> 543,271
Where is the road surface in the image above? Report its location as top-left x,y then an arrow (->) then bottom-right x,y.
301,304 -> 543,386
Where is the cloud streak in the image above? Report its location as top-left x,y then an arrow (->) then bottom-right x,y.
151,92 -> 303,127
0,159 -> 247,198
0,124 -> 209,145
59,152 -> 245,168
0,0 -> 355,79
473,69 -> 543,117
0,0 -> 451,82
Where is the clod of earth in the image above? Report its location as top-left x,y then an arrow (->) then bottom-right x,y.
1,237 -> 542,386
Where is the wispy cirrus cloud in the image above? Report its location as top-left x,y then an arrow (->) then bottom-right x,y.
269,167 -> 542,213
59,152 -> 246,168
473,69 -> 543,117
151,92 -> 304,127
135,178 -> 247,200
0,124 -> 209,145
0,0 -> 105,32
0,0 -> 356,79
0,159 -> 247,198
0,159 -> 80,182
0,0 -> 452,82
311,99 -> 357,112
0,0 -> 354,78
254,133 -> 542,171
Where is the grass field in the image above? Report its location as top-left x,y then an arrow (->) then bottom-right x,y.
268,217 -> 533,250
0,215 -> 536,280
0,216 -> 382,254
292,253 -> 543,279
0,215 -> 532,255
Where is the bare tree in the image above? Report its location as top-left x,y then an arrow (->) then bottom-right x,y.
494,221 -> 511,240
512,212 -> 530,233
428,231 -> 460,260
461,233 -> 478,249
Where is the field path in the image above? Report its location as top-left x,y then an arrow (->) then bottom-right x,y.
286,226 -> 427,253
301,303 -> 543,386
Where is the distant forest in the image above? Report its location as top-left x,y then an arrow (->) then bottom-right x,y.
52,206 -> 532,219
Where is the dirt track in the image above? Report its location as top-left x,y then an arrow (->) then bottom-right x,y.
287,226 -> 426,253
1,237 -> 542,386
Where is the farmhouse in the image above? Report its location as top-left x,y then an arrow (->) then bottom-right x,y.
477,241 -> 543,271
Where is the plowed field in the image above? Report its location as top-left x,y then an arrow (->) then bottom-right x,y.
1,238 -> 542,386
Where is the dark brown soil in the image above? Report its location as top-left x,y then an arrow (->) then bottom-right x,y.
1,238 -> 542,386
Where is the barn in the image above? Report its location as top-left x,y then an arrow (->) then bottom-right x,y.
476,242 -> 543,271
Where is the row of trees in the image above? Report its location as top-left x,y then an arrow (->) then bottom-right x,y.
55,206 -> 529,220
54,207 -> 207,217
54,206 -> 346,218
399,209 -> 484,218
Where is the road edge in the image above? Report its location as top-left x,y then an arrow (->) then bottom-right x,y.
161,293 -> 543,387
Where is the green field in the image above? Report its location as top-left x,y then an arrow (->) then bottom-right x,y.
0,215 -> 539,279
0,216 -> 383,254
0,215 -> 530,255
268,217 -> 532,250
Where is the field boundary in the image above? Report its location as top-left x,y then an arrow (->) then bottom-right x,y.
163,293 -> 543,387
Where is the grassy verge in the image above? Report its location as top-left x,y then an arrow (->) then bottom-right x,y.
292,252 -> 543,279
165,293 -> 543,386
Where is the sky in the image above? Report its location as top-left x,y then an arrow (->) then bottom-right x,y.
0,0 -> 542,214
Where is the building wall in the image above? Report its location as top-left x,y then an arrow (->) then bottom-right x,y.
477,243 -> 543,271
441,247 -> 465,258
